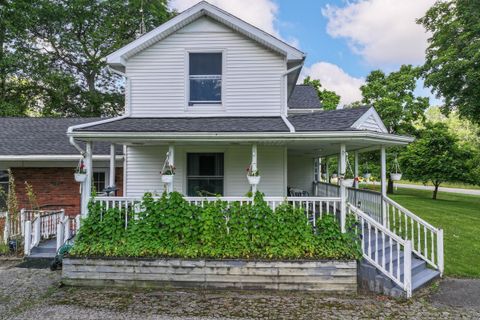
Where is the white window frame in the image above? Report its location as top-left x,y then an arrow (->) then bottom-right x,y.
185,151 -> 225,197
185,49 -> 226,110
92,168 -> 109,194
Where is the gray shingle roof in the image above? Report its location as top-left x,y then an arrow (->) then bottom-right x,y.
287,85 -> 321,109
75,117 -> 290,132
289,106 -> 370,131
0,118 -> 114,156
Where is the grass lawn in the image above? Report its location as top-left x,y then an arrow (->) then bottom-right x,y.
387,188 -> 480,278
397,180 -> 480,190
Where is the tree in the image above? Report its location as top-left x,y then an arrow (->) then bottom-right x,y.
418,0 -> 480,124
359,65 -> 429,135
303,76 -> 340,111
358,65 -> 430,193
0,0 -> 37,116
7,0 -> 171,117
400,123 -> 470,200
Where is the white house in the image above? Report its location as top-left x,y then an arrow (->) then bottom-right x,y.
63,1 -> 443,297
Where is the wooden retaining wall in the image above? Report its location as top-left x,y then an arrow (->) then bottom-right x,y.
62,258 -> 357,292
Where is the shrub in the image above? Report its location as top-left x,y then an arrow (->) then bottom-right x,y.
71,192 -> 361,260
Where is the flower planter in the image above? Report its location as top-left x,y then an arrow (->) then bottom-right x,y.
390,173 -> 402,181
341,179 -> 354,187
247,175 -> 261,185
363,173 -> 371,179
161,174 -> 174,184
74,173 -> 87,183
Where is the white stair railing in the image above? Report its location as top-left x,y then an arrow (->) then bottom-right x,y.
56,215 -> 80,250
348,203 -> 412,298
21,209 -> 66,256
383,196 -> 444,275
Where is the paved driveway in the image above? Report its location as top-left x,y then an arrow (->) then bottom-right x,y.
1,261 -> 479,320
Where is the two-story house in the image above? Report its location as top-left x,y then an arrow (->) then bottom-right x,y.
31,1 -> 439,297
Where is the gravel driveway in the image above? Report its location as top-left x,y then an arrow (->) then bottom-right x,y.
1,261 -> 479,320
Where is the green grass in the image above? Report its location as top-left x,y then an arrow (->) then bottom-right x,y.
388,188 -> 480,278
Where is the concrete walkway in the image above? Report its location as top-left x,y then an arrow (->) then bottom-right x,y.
393,183 -> 480,196
371,182 -> 480,196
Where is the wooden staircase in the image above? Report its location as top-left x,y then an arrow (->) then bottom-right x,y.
359,226 -> 440,297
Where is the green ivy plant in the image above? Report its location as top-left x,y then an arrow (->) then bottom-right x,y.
71,192 -> 361,260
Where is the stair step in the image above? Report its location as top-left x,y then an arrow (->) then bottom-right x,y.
27,251 -> 56,259
31,246 -> 57,254
412,268 -> 440,291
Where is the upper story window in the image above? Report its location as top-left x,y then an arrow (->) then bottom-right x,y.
189,52 -> 222,106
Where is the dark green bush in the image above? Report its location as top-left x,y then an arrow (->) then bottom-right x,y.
71,192 -> 361,260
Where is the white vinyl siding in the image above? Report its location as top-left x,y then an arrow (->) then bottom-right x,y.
126,17 -> 285,117
355,114 -> 383,132
287,155 -> 315,195
125,145 -> 286,197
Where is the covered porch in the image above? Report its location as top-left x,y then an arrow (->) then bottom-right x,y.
72,130 -> 412,231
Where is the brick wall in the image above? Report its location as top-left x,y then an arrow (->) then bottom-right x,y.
11,167 -> 123,216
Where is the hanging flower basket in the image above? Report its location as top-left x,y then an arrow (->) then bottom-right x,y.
363,173 -> 371,179
74,159 -> 87,183
247,175 -> 261,185
341,178 -> 354,187
74,173 -> 87,183
161,174 -> 174,184
390,173 -> 402,181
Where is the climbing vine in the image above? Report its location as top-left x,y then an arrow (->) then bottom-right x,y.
72,192 -> 361,260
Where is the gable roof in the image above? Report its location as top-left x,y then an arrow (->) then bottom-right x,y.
106,1 -> 305,71
287,85 -> 322,109
0,118 -> 116,157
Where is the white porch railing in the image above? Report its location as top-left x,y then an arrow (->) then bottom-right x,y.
314,181 -> 340,198
348,203 -> 413,298
93,196 -> 342,230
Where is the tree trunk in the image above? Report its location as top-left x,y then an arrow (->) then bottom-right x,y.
387,178 -> 394,194
433,184 -> 439,200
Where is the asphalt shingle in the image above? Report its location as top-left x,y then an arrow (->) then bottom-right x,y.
74,117 -> 290,133
287,85 -> 322,109
0,118 -> 113,156
288,106 -> 370,131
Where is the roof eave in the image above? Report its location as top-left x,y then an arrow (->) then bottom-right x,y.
106,1 -> 305,68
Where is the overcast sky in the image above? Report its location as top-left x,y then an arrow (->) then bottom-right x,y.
169,0 -> 439,106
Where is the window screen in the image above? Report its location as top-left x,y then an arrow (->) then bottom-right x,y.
187,153 -> 224,196
189,53 -> 222,105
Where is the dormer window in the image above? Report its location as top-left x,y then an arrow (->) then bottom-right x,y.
189,52 -> 222,106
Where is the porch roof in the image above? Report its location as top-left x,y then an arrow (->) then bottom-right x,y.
71,106 -> 374,134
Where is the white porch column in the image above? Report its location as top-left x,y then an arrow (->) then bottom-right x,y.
381,146 -> 387,226
109,144 -> 116,188
354,151 -> 359,189
251,143 -> 258,194
339,144 -> 347,233
167,144 -> 175,193
82,142 -> 93,217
